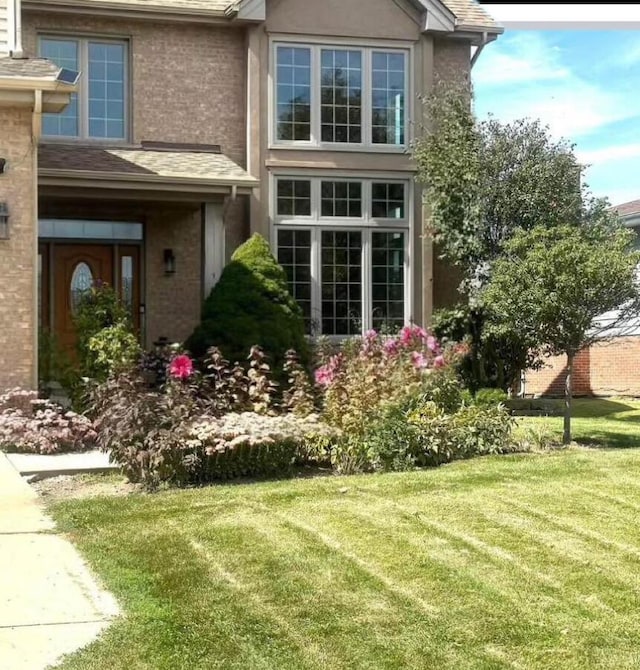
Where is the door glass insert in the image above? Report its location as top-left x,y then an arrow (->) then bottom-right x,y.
121,255 -> 133,312
70,262 -> 94,312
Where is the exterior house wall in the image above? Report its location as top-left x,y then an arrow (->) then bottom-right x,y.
21,11 -> 247,166
525,338 -> 640,398
0,0 -> 9,54
247,0 -> 473,330
0,107 -> 37,389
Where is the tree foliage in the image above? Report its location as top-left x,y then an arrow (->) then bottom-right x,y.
482,223 -> 640,442
413,81 -> 592,286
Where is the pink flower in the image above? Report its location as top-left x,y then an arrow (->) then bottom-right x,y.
411,351 -> 429,369
426,335 -> 439,352
364,329 -> 378,341
383,338 -> 400,356
434,355 -> 445,369
314,367 -> 333,387
169,354 -> 193,379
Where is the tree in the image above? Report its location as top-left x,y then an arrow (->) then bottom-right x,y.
482,223 -> 640,444
412,81 -> 613,390
185,233 -> 309,373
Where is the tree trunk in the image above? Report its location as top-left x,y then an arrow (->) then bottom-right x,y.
563,353 -> 574,445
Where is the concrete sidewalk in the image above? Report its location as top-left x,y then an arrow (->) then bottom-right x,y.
6,450 -> 118,481
0,453 -> 119,669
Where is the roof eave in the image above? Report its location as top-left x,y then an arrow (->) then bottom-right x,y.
23,0 -> 230,24
38,167 -> 259,194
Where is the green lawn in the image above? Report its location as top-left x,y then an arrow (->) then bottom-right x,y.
515,397 -> 640,448
52,447 -> 640,670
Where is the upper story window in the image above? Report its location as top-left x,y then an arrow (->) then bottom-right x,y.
273,42 -> 408,150
39,36 -> 128,141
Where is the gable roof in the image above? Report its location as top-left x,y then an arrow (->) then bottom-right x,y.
25,0 -> 499,31
440,0 -> 498,29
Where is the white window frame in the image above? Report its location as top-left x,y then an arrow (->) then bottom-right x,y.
39,34 -> 130,142
269,36 -> 412,153
270,172 -> 414,338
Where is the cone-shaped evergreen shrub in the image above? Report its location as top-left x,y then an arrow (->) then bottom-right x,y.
185,233 -> 309,372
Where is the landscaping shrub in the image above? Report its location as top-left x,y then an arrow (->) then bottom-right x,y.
185,234 -> 309,374
473,387 -> 508,408
186,412 -> 339,481
407,402 -> 516,466
0,388 -> 96,454
317,325 -> 449,437
73,282 -> 139,381
90,343 -> 331,488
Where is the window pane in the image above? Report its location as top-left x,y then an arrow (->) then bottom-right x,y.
371,51 -> 405,145
320,49 -> 362,144
276,46 -> 311,141
372,182 -> 406,219
121,256 -> 133,312
40,39 -> 79,137
371,232 -> 405,330
89,41 -> 126,139
277,229 -> 313,334
321,230 -> 362,335
321,181 -> 362,218
277,180 -> 311,217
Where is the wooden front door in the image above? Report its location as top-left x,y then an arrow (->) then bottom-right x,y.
54,245 -> 115,356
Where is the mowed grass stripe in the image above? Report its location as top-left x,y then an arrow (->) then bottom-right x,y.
51,447 -> 640,670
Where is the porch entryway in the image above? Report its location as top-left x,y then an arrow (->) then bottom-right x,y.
39,220 -> 143,357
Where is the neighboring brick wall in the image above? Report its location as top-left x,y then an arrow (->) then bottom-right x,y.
22,13 -> 247,165
0,108 -> 36,390
525,337 -> 640,398
144,204 -> 202,347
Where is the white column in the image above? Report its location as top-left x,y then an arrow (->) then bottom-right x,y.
203,202 -> 225,297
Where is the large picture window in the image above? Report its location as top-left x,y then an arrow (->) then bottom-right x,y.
274,175 -> 410,336
40,36 -> 128,140
273,42 -> 408,149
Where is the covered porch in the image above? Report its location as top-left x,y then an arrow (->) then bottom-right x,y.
37,141 -> 257,361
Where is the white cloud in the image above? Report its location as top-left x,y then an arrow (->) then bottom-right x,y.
576,143 -> 640,165
475,78 -> 635,142
473,32 -> 571,86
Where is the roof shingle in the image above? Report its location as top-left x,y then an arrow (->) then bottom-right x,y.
38,143 -> 257,187
0,57 -> 61,79
26,0 -> 499,29
612,199 -> 640,218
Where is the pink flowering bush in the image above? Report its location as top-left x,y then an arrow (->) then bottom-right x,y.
315,325 -> 453,436
0,388 -> 96,454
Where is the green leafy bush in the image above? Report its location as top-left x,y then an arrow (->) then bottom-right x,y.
333,384 -> 516,474
73,282 -> 138,381
474,388 -> 509,408
185,234 -> 309,373
407,403 -> 517,466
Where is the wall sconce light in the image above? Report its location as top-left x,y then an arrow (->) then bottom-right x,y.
163,248 -> 176,275
0,203 -> 9,239
0,158 -> 6,175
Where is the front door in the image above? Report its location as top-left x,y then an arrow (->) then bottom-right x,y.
54,245 -> 115,356
47,243 -> 140,355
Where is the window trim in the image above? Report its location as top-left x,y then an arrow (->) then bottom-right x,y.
269,37 -> 413,153
39,34 -> 131,143
270,171 -> 414,337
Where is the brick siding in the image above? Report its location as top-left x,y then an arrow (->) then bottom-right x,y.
0,108 -> 36,389
525,337 -> 640,397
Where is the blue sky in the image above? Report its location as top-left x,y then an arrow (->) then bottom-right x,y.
472,29 -> 640,207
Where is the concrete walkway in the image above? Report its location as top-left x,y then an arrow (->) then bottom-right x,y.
6,450 -> 118,481
0,453 -> 119,669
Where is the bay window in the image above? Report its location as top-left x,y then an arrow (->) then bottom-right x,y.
274,175 -> 411,336
273,42 -> 408,149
